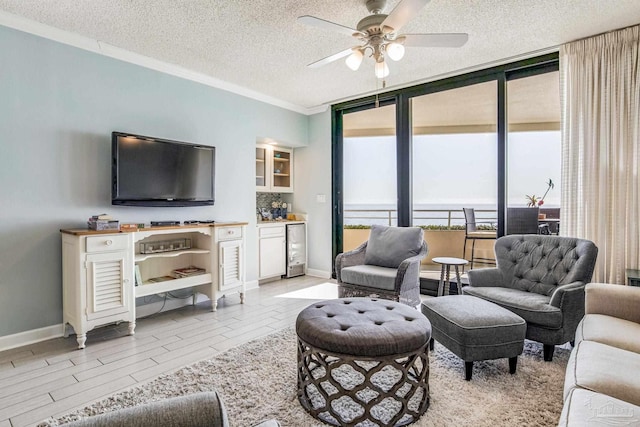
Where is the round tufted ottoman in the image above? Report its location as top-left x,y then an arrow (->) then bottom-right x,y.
296,298 -> 431,426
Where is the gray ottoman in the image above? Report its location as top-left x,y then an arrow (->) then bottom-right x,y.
296,298 -> 431,426
421,295 -> 526,380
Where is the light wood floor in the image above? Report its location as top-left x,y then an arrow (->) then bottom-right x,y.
0,275 -> 330,427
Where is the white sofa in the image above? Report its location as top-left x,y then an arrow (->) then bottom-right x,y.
559,282 -> 640,425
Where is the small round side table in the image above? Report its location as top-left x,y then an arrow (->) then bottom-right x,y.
432,257 -> 468,296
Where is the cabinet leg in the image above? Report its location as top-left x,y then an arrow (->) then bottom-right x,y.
62,323 -> 70,338
212,299 -> 218,312
128,321 -> 136,336
240,292 -> 245,304
76,334 -> 87,350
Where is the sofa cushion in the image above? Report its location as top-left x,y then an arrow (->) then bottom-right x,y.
364,225 -> 423,268
564,340 -> 640,407
65,391 -> 229,427
575,314 -> 640,353
559,388 -> 640,427
462,286 -> 562,328
341,265 -> 397,291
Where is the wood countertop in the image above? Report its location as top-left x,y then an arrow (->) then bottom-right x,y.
61,221 -> 249,236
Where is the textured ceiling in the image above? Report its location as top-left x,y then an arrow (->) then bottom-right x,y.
1,0 -> 639,112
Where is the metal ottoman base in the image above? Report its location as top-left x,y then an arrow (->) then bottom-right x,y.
296,298 -> 432,427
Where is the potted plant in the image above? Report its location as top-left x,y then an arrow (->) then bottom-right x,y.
526,179 -> 555,218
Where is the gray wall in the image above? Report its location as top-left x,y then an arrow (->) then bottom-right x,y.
294,111 -> 333,276
0,25 -> 309,337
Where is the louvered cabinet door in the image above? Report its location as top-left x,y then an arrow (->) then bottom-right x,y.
85,251 -> 133,321
218,239 -> 243,291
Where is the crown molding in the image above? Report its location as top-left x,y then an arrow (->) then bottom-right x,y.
0,10 -> 328,116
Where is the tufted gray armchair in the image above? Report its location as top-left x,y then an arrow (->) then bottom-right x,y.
336,225 -> 428,308
463,235 -> 598,361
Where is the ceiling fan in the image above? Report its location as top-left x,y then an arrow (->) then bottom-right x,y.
298,0 -> 468,79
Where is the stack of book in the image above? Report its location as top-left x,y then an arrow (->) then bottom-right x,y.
88,214 -> 119,231
172,266 -> 206,278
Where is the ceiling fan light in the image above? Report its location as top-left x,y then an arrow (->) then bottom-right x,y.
387,42 -> 405,61
345,49 -> 364,71
374,60 -> 389,79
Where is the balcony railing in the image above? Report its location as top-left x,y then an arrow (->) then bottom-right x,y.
344,208 -> 498,229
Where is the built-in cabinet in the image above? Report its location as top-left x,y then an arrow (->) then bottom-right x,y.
256,144 -> 293,193
258,224 -> 286,280
61,223 -> 246,348
257,221 -> 307,281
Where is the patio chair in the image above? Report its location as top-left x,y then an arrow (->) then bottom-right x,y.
463,208 -> 496,269
506,207 -> 541,235
540,207 -> 561,234
336,225 -> 427,307
464,235 -> 598,361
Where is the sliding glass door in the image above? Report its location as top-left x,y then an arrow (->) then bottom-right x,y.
331,53 -> 560,270
411,82 -> 497,267
341,104 -> 397,252
506,71 -> 561,235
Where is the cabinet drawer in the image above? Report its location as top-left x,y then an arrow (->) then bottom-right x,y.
259,225 -> 285,238
86,234 -> 129,253
217,226 -> 243,241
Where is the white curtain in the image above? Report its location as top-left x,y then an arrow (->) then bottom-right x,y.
560,25 -> 640,284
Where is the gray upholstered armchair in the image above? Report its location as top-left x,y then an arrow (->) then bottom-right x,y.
463,235 -> 598,361
336,225 -> 427,307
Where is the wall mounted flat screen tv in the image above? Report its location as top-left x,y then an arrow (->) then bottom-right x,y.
112,132 -> 215,207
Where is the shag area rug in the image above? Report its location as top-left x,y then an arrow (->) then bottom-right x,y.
41,327 -> 569,426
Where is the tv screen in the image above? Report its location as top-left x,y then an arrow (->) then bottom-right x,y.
112,132 -> 215,207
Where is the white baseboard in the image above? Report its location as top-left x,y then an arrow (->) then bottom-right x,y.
0,324 -> 64,352
306,268 -> 332,279
245,280 -> 259,291
1,284 -> 259,352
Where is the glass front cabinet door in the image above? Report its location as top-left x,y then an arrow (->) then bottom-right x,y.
256,146 -> 268,191
256,144 -> 293,193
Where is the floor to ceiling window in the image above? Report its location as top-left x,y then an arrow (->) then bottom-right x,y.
506,71 -> 561,234
411,81 -> 497,265
341,104 -> 397,251
411,81 -> 498,228
331,53 -> 560,271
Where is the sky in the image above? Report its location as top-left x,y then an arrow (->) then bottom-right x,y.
343,131 -> 561,224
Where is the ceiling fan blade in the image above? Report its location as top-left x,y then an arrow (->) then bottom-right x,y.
403,33 -> 469,48
298,15 -> 364,37
307,48 -> 354,69
381,0 -> 431,32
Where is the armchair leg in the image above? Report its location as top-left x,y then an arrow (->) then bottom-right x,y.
543,344 -> 555,361
429,338 -> 434,351
509,356 -> 518,374
465,361 -> 473,381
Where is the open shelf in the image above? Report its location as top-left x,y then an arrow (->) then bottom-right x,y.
135,273 -> 213,297
135,248 -> 210,262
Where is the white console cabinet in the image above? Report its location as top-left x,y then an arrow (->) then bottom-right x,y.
61,222 -> 247,348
